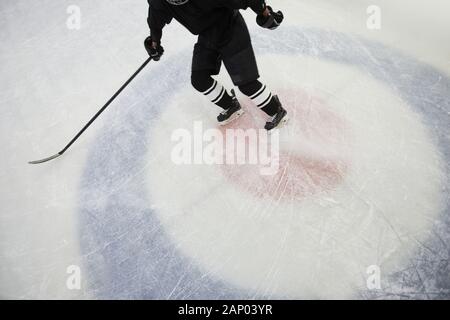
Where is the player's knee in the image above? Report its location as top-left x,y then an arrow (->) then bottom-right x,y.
191,71 -> 214,93
238,80 -> 263,97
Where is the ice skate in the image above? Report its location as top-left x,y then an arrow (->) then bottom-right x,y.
217,90 -> 245,126
264,95 -> 288,131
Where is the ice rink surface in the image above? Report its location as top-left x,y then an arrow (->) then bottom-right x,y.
1,0 -> 449,299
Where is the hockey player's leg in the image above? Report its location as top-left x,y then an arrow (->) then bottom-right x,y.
221,13 -> 287,130
192,36 -> 244,126
239,80 -> 288,130
191,70 -> 244,125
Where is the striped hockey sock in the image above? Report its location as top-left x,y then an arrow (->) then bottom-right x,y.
202,80 -> 233,110
246,84 -> 279,116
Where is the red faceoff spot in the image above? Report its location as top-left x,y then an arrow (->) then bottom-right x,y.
219,89 -> 351,201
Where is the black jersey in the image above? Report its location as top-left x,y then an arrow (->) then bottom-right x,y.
147,0 -> 266,43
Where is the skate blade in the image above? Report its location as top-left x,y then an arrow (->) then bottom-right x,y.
219,110 -> 245,126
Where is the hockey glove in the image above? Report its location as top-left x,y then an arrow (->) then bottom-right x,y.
256,6 -> 284,30
144,37 -> 164,61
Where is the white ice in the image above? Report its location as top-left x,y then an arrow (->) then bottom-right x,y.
0,0 -> 449,299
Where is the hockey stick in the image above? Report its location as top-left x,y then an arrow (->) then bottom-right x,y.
29,57 -> 152,165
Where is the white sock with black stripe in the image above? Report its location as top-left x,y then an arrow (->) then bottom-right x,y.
250,85 -> 273,109
202,80 -> 233,109
242,83 -> 279,116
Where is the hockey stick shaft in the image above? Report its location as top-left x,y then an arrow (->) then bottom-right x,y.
29,57 -> 152,164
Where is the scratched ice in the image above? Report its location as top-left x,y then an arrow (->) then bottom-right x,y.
0,0 -> 449,299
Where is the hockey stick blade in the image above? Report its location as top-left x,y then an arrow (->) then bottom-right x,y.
27,58 -> 152,166
29,153 -> 62,165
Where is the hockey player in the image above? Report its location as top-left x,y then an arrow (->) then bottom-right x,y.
145,0 -> 287,130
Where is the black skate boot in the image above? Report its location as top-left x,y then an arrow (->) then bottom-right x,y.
217,90 -> 245,126
264,96 -> 288,131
